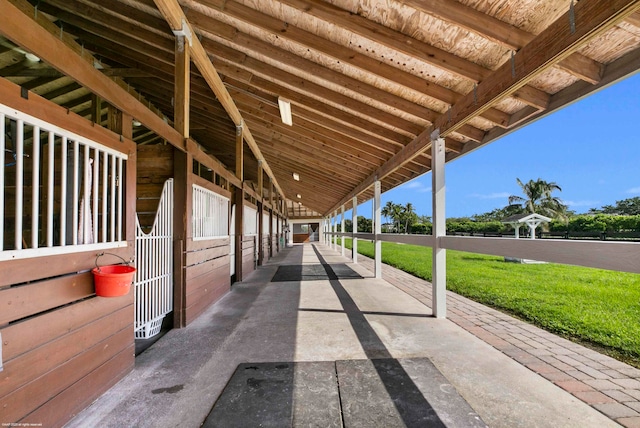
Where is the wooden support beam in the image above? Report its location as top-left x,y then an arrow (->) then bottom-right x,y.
235,124 -> 243,180
434,0 -> 640,139
0,0 -> 185,150
257,161 -> 264,200
174,35 -> 190,138
152,0 -> 285,199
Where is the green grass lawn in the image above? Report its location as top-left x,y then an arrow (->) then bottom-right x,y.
338,238 -> 640,365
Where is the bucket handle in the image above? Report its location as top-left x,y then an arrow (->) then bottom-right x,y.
95,252 -> 130,272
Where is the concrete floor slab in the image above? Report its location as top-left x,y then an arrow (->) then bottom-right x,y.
65,244 -> 619,428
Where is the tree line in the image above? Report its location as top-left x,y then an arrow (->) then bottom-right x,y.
336,178 -> 640,235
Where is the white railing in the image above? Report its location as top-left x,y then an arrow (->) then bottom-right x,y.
243,205 -> 258,236
135,179 -> 173,339
0,103 -> 127,261
192,184 -> 229,240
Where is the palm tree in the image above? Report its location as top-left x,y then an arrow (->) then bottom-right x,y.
403,202 -> 416,233
508,178 -> 567,220
382,201 -> 394,232
390,203 -> 403,232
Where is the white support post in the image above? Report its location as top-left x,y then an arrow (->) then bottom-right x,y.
374,179 -> 382,279
352,196 -> 358,264
340,205 -> 345,257
431,133 -> 446,318
333,210 -> 338,251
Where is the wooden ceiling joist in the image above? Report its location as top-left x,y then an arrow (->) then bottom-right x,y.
152,0 -> 285,198
2,0 -> 638,216
0,0 -> 184,148
326,0 -> 640,214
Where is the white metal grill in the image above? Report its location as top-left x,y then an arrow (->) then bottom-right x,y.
0,103 -> 127,261
192,185 -> 229,240
134,179 -> 173,339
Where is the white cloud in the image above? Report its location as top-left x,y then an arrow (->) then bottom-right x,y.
626,187 -> 640,194
470,192 -> 511,200
404,181 -> 431,193
564,200 -> 599,208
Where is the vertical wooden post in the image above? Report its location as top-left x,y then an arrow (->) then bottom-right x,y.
173,149 -> 191,328
432,134 -> 446,318
352,196 -> 358,263
173,34 -> 191,327
234,124 -> 243,280
269,208 -> 274,257
374,179 -> 382,279
174,35 -> 190,138
234,186 -> 244,282
91,94 -> 102,124
257,161 -> 264,266
235,125 -> 243,181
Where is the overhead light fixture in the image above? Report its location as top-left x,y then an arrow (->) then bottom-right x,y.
296,194 -> 301,199
292,173 -> 300,181
278,97 -> 293,126
24,53 -> 40,62
132,119 -> 142,127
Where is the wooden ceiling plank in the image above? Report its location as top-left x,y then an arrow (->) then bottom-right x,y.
0,0 -> 185,149
201,38 -> 424,136
403,0 -> 603,85
187,2 -> 511,128
627,11 -> 640,27
273,0 -> 488,82
324,0 -> 640,215
226,86 -> 402,154
435,0 -> 640,138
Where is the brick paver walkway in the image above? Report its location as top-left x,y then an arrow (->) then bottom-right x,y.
340,247 -> 640,427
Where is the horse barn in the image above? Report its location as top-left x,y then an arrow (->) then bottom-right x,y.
1,0 -> 640,426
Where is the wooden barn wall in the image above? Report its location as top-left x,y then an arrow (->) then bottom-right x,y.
137,144 -> 174,231
184,237 -> 230,325
242,235 -> 256,278
0,78 -> 136,427
262,234 -> 270,264
182,176 -> 232,325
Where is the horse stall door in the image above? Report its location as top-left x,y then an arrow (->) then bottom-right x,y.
134,179 -> 174,339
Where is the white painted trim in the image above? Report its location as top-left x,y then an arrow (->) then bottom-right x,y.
352,196 -> 358,264
432,136 -> 446,318
374,180 -> 382,279
0,241 -> 128,262
0,103 -> 128,159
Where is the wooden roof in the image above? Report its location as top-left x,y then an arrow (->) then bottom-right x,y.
1,0 -> 639,217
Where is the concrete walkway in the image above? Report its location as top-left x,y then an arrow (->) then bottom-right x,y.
66,244 -> 619,427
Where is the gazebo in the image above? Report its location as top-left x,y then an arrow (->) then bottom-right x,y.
502,213 -> 553,239
502,213 -> 552,264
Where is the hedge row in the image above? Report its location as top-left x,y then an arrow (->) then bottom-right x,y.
405,214 -> 640,235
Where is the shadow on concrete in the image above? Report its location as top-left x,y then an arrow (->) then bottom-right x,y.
311,244 -> 446,427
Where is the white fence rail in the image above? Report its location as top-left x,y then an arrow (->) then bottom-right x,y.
134,179 -> 173,339
192,185 -> 229,240
0,102 -> 127,261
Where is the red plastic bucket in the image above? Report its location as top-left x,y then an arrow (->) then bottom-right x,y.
92,265 -> 136,297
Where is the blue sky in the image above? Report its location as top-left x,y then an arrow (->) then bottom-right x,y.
346,72 -> 640,220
